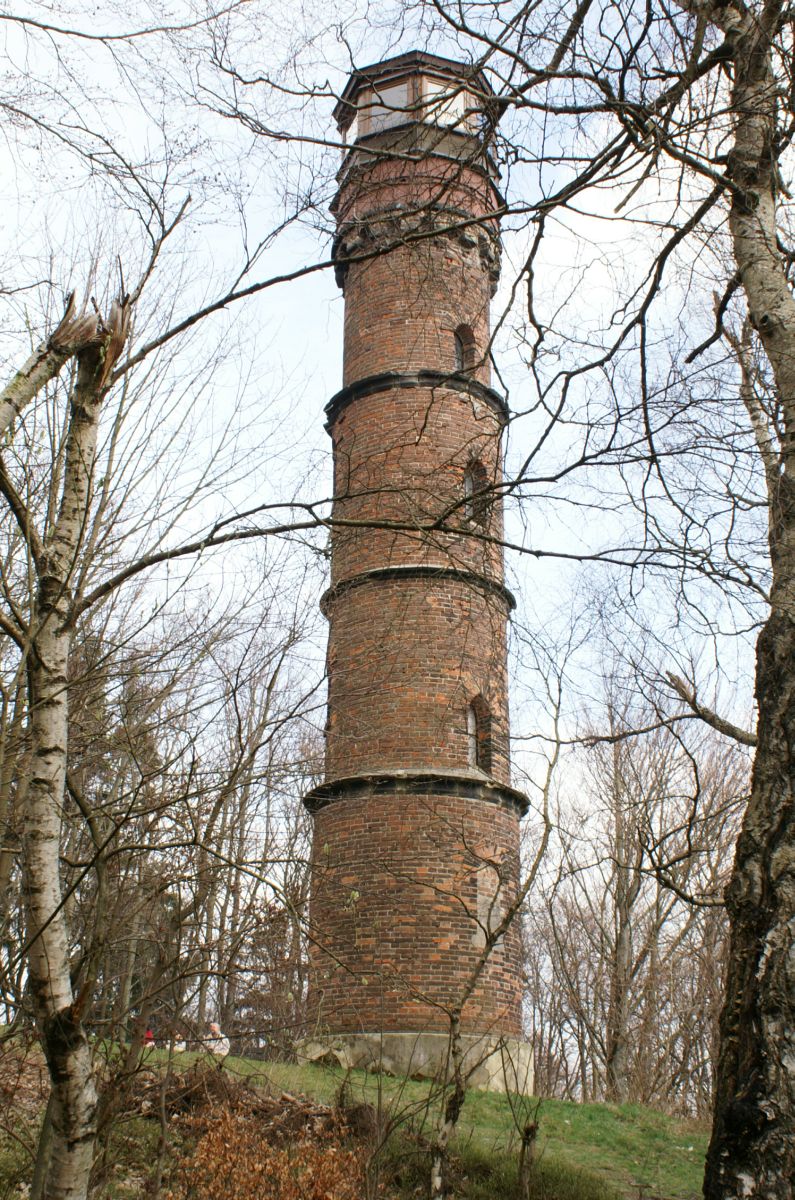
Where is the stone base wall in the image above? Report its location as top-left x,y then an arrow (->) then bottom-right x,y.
299,1030 -> 534,1096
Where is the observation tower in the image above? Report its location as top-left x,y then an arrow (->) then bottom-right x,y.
303,51 -> 530,1091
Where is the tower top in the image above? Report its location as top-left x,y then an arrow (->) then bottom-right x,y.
333,50 -> 496,145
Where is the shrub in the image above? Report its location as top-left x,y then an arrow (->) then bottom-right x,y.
168,1107 -> 364,1200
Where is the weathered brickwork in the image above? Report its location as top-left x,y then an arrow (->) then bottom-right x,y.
340,219 -> 495,387
324,576 -> 511,784
329,382 -> 505,584
305,52 -> 525,1047
309,789 -> 523,1036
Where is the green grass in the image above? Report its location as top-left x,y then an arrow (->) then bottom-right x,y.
0,1047 -> 709,1200
375,1136 -> 626,1200
0,1129 -> 33,1200
220,1055 -> 708,1200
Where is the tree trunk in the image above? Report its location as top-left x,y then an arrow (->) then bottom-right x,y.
605,921 -> 632,1104
21,303 -> 128,1200
705,605 -> 795,1198
30,1092 -> 56,1200
607,739 -> 643,1104
114,906 -> 143,1043
0,679 -> 27,929
518,1119 -> 537,1200
605,756 -> 642,1104
25,605 -> 99,1200
430,1010 -> 467,1200
704,2 -> 795,1194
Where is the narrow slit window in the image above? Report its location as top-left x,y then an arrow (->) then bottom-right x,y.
467,703 -> 479,768
467,696 -> 492,773
453,324 -> 476,372
463,466 -> 475,519
454,330 -> 465,372
463,460 -> 490,526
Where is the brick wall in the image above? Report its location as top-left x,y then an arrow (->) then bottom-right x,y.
341,227 -> 494,386
329,383 -> 505,585
308,788 -> 523,1037
324,575 -> 511,784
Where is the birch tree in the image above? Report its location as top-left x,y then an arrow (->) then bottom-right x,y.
9,298 -> 130,1200
0,284 -> 327,1196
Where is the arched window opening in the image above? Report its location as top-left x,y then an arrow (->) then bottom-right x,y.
453,324 -> 476,372
454,330 -> 466,372
467,695 -> 492,772
463,459 -> 490,526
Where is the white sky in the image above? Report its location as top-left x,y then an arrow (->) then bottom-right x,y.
1,0 -> 763,805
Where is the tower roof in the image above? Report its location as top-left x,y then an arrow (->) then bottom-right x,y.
333,50 -> 495,132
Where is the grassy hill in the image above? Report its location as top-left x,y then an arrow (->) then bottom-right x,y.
0,1047 -> 710,1199
226,1056 -> 708,1200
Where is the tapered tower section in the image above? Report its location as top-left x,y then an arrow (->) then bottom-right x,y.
304,52 -> 530,1091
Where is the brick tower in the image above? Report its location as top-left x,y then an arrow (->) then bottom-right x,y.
304,52 -> 530,1091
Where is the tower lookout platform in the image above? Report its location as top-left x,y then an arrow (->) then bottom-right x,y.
303,51 -> 531,1093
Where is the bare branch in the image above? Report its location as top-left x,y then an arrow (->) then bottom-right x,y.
666,672 -> 757,746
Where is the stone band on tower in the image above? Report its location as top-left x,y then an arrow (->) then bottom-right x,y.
304,52 -> 530,1091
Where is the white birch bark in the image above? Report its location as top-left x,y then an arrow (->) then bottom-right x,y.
22,299 -> 129,1200
0,295 -> 102,440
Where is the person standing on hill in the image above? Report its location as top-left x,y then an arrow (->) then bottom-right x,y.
206,1022 -> 230,1059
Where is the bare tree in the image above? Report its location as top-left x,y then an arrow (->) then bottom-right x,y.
524,681 -> 745,1115
0,297 -> 324,1194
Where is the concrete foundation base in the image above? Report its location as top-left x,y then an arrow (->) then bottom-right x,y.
298,1031 -> 534,1095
